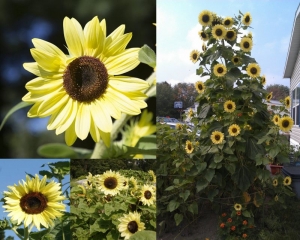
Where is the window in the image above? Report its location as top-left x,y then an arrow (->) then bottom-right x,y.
292,83 -> 300,125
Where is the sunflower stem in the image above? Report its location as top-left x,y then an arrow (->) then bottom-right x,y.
24,226 -> 29,240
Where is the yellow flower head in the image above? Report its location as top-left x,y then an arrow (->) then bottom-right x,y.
176,123 -> 183,130
212,24 -> 227,40
202,43 -> 207,52
279,116 -> 294,132
118,211 -> 145,240
240,37 -> 253,52
232,55 -> 242,65
98,170 -> 124,196
242,12 -> 252,26
266,92 -> 273,102
273,178 -> 278,187
185,140 -> 194,154
139,184 -> 156,206
234,203 -> 242,211
228,124 -> 241,136
261,75 -> 266,85
223,17 -> 234,28
190,50 -> 200,63
22,16 -> 149,146
148,170 -> 156,183
198,10 -> 213,26
187,108 -> 194,118
283,176 -> 292,186
272,114 -> 280,125
224,100 -> 236,113
246,63 -> 261,78
213,63 -> 227,77
3,175 -> 66,230
274,195 -> 279,201
210,131 -> 224,144
225,29 -> 237,41
198,31 -> 209,41
195,81 -> 205,93
285,96 -> 291,108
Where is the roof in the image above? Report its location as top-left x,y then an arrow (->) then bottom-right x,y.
284,3 -> 300,78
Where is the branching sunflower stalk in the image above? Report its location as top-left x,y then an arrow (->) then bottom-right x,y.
156,10 -> 294,239
0,17 -> 156,159
70,169 -> 156,239
0,161 -> 70,240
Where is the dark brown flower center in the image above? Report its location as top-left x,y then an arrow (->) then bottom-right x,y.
243,41 -> 250,48
233,57 -> 239,63
20,192 -> 47,214
227,104 -> 233,109
127,221 -> 138,233
215,29 -> 223,36
232,128 -> 237,133
215,135 -> 220,141
198,84 -> 203,90
63,56 -> 108,103
224,19 -> 231,26
144,190 -> 152,199
217,67 -> 224,74
226,31 -> 234,39
104,177 -> 118,189
282,120 -> 290,128
193,53 -> 197,60
245,15 -> 250,23
202,15 -> 210,23
250,67 -> 257,74
201,32 -> 207,38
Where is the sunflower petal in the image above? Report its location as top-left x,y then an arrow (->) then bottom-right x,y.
75,103 -> 91,140
63,17 -> 83,57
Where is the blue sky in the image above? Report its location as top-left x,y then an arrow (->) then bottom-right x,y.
157,0 -> 299,87
0,159 -> 70,239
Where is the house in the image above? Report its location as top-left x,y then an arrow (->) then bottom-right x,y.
284,3 -> 300,145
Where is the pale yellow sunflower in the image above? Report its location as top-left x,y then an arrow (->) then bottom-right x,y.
128,176 -> 138,196
22,17 -> 149,146
202,43 -> 207,52
242,12 -> 252,26
266,92 -> 273,102
187,108 -> 194,118
273,178 -> 278,187
283,176 -> 292,186
212,24 -> 227,40
213,63 -> 227,77
240,37 -> 253,52
274,195 -> 279,201
3,175 -> 66,230
198,10 -> 213,26
195,81 -> 205,93
190,50 -> 200,63
261,75 -> 266,85
272,114 -> 280,125
198,31 -> 209,41
223,17 -> 234,28
185,140 -> 194,154
118,211 -> 145,240
210,131 -> 224,144
139,184 -> 156,206
246,63 -> 261,78
148,170 -> 156,183
234,203 -> 242,211
176,123 -> 183,130
225,29 -> 237,41
285,96 -> 291,108
98,170 -> 124,196
224,100 -> 236,113
232,56 -> 242,65
279,116 -> 294,132
228,124 -> 241,136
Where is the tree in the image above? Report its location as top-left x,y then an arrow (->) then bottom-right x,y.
265,84 -> 289,100
157,81 -> 176,117
173,83 -> 198,109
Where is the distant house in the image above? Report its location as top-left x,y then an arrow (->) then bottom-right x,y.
284,3 -> 300,145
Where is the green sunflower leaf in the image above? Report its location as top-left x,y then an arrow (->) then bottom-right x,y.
174,213 -> 183,226
37,143 -> 78,158
138,45 -> 156,68
129,230 -> 157,240
0,101 -> 32,131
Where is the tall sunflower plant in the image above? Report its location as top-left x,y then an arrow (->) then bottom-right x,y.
0,161 -> 70,240
157,10 -> 294,234
70,169 -> 156,240
0,16 -> 156,159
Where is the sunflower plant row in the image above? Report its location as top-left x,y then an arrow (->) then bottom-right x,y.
157,10 -> 294,238
0,161 -> 70,240
70,169 -> 156,240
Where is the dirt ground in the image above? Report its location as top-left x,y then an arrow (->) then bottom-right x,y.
157,208 -> 221,240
